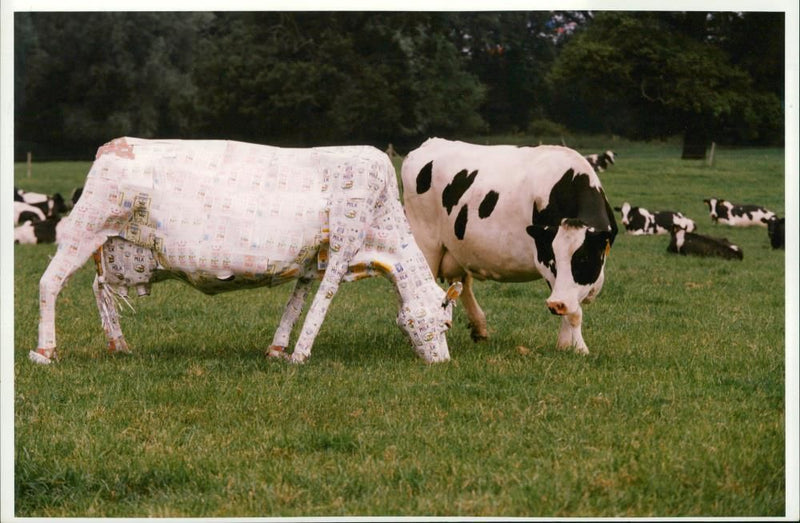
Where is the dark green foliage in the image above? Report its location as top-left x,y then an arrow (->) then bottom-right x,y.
13,11 -> 784,160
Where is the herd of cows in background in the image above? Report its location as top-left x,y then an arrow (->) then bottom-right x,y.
14,138 -> 785,364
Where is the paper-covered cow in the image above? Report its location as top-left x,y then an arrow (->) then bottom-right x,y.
614,202 -> 696,235
703,198 -> 776,226
32,137 -> 461,365
401,138 -> 618,355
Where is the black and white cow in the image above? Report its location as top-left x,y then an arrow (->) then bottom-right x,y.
614,202 -> 696,235
14,187 -> 68,218
767,216 -> 784,249
15,217 -> 62,245
14,201 -> 47,225
584,150 -> 616,172
32,137 -> 461,365
667,226 -> 743,260
703,198 -> 776,227
401,138 -> 618,355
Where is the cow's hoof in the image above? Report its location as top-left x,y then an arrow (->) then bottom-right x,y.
469,329 -> 488,342
266,345 -> 289,360
289,352 -> 308,365
108,337 -> 131,354
29,349 -> 56,365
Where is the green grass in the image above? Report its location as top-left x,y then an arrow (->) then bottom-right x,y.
12,142 -> 786,516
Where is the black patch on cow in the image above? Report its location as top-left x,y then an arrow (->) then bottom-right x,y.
653,211 -> 679,232
442,169 -> 478,215
454,204 -> 469,240
526,220 -> 557,277
31,218 -> 60,244
14,187 -> 24,202
625,207 -> 649,232
416,161 -> 433,194
18,211 -> 41,224
478,190 -> 499,219
768,217 -> 785,249
571,229 -> 611,285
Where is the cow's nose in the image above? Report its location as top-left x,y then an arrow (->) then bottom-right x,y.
546,300 -> 568,316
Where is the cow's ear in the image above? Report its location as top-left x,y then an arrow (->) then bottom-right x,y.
526,223 -> 556,241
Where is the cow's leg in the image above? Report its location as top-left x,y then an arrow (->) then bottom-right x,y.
459,273 -> 488,342
556,306 -> 588,354
287,257 -> 350,364
91,273 -> 130,354
267,277 -> 314,359
34,237 -> 107,364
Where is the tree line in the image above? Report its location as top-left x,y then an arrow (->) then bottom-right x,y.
14,11 -> 784,160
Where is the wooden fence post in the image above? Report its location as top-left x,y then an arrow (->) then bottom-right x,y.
27,152 -> 32,178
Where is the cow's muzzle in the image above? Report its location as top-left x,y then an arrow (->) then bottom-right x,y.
546,300 -> 568,316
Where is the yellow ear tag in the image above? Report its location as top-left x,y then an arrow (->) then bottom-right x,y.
604,239 -> 611,257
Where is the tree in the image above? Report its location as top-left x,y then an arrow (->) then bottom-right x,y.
545,12 -> 784,152
15,12 -> 210,159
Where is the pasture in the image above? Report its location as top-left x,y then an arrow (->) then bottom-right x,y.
11,139 -> 787,516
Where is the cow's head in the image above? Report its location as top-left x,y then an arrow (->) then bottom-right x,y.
396,281 -> 461,363
613,202 -> 632,226
527,218 -> 616,316
703,198 -> 719,221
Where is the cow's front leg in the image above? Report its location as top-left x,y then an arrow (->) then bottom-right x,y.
288,259 -> 348,364
556,307 -> 588,354
267,277 -> 314,360
92,274 -> 130,354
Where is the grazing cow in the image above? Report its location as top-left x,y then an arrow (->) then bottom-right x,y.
14,201 -> 46,225
401,138 -> 618,355
614,202 -> 696,235
703,198 -> 776,226
667,226 -> 743,260
32,137 -> 461,365
767,217 -> 784,249
15,217 -> 62,245
15,187 -> 68,218
584,150 -> 616,172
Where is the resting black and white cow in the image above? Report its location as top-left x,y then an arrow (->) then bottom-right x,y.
15,217 -> 62,244
667,226 -> 743,260
401,138 -> 618,355
614,202 -> 696,235
703,198 -> 776,226
767,216 -> 784,249
15,187 -> 68,218
32,137 -> 461,365
584,150 -> 615,172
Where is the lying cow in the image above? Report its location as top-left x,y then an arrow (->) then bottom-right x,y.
703,198 -> 776,226
584,150 -> 616,172
401,138 -> 618,355
614,202 -> 696,235
32,137 -> 461,365
15,217 -> 62,245
667,226 -> 743,260
15,187 -> 68,218
767,216 -> 784,249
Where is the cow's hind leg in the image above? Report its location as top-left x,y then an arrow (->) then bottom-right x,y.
34,236 -> 108,364
459,273 -> 488,342
92,272 -> 130,354
267,277 -> 314,359
556,307 -> 588,355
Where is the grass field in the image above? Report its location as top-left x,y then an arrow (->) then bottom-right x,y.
10,139 -> 788,516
